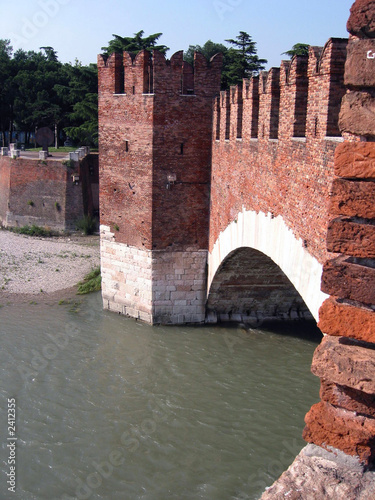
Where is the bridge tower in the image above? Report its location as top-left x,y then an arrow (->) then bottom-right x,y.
98,50 -> 222,324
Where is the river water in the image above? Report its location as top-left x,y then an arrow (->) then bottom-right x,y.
0,292 -> 321,500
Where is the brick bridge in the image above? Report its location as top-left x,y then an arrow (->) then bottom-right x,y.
98,0 -> 375,493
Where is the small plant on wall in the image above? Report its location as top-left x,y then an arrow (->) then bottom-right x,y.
55,201 -> 61,212
113,223 -> 120,232
27,200 -> 34,207
76,215 -> 97,235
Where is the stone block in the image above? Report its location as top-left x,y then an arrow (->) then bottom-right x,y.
320,380 -> 375,418
311,335 -> 375,394
326,217 -> 375,258
260,444 -> 375,500
321,256 -> 375,304
334,142 -> 375,179
347,0 -> 375,38
303,401 -> 375,465
69,151 -> 79,161
318,297 -> 375,343
345,39 -> 375,88
173,300 -> 187,306
339,91 -> 375,137
329,178 -> 375,218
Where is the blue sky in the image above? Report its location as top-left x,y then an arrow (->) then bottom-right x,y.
0,0 -> 354,68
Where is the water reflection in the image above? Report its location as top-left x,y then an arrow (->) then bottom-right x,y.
0,293 -> 320,499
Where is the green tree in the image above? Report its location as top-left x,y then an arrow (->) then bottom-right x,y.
185,32 -> 267,89
224,31 -> 267,86
0,40 -> 13,145
282,43 -> 309,58
184,40 -> 228,66
64,92 -> 98,146
2,45 -> 99,148
11,48 -> 66,146
101,30 -> 169,56
55,61 -> 98,147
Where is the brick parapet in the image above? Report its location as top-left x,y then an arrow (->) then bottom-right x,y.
214,38 -> 347,145
210,129 -> 340,264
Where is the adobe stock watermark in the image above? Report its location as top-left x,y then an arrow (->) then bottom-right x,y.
237,438 -> 302,499
213,0 -> 244,21
10,0 -> 72,50
16,305 -> 100,382
60,396 -> 170,500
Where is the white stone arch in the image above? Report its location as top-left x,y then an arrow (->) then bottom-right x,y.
207,210 -> 328,321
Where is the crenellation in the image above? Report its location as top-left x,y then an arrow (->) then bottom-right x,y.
259,67 -> 281,140
229,84 -> 243,140
279,56 -> 309,139
242,76 -> 259,140
98,52 -> 124,95
124,50 -> 152,95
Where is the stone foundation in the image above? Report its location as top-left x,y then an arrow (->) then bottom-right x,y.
100,225 -> 207,324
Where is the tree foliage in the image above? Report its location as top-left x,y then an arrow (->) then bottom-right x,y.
184,31 -> 267,89
101,30 -> 169,57
282,43 -> 309,58
0,30 -> 269,146
0,41 -> 98,147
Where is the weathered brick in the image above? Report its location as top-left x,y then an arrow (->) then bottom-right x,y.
334,142 -> 375,179
339,90 -> 375,137
326,217 -> 375,258
347,0 -> 375,38
320,380 -> 375,418
319,297 -> 375,343
303,401 -> 375,465
329,178 -> 375,218
321,256 -> 375,304
311,335 -> 375,393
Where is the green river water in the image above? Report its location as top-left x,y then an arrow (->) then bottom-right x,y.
0,292 -> 321,500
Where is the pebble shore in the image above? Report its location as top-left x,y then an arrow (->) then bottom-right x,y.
0,229 -> 100,303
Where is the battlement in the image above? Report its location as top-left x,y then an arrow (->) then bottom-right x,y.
98,49 -> 222,97
214,37 -> 348,143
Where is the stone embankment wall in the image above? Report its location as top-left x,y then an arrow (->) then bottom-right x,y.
0,153 -> 98,231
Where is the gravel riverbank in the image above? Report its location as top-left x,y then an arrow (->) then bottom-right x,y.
0,229 -> 100,304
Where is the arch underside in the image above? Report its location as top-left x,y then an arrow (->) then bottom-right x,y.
207,210 -> 328,323
207,247 -> 312,323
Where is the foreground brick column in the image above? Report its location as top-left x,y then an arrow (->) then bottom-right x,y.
303,0 -> 375,467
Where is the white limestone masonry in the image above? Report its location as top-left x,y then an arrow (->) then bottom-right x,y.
100,225 -> 207,324
100,225 -> 153,323
208,210 -> 328,322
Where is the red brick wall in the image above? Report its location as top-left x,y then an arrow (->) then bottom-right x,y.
0,159 -> 10,222
0,156 -> 85,230
210,38 -> 348,265
98,50 -> 222,252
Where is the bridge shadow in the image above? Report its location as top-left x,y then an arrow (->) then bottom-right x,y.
235,319 -> 323,343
